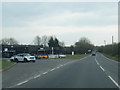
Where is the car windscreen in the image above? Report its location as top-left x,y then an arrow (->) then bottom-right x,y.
17,53 -> 31,56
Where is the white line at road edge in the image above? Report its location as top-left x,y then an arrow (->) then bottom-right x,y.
100,53 -> 119,63
95,57 -> 120,89
17,80 -> 29,86
108,76 -> 120,89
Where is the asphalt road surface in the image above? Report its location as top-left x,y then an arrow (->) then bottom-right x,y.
2,53 -> 119,88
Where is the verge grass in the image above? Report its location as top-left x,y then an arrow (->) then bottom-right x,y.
103,54 -> 119,62
0,58 -> 16,70
66,54 -> 89,60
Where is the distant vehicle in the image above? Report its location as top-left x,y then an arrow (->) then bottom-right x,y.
35,54 -> 48,59
92,53 -> 96,56
48,54 -> 66,59
58,54 -> 66,58
48,54 -> 59,59
10,53 -> 36,62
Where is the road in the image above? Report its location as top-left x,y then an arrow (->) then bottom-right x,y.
2,53 -> 119,88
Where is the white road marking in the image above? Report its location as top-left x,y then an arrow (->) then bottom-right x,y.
108,75 -> 120,89
95,58 -> 105,71
17,80 -> 29,86
95,56 -> 120,89
15,59 -> 89,87
56,67 -> 60,69
60,65 -> 63,67
50,68 -> 55,71
96,61 -> 99,65
34,74 -> 41,79
99,66 -> 105,71
97,62 -> 99,65
80,56 -> 87,60
95,58 -> 100,65
43,72 -> 48,74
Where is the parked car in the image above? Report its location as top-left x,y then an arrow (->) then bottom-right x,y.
48,54 -> 59,59
48,54 -> 66,59
35,54 -> 48,59
58,54 -> 66,58
10,53 -> 36,62
10,55 -> 17,62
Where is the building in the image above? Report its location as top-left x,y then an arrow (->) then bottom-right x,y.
2,45 -> 61,58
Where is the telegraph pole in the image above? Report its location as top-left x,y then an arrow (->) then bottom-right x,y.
52,47 -> 54,55
104,40 -> 106,46
112,36 -> 114,45
112,36 -> 114,56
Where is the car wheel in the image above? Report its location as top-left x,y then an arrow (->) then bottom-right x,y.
15,58 -> 18,63
24,58 -> 28,62
10,59 -> 13,62
32,60 -> 35,62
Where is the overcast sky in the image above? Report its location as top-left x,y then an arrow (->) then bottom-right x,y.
2,2 -> 118,46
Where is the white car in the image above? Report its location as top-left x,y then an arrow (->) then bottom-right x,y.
48,54 -> 59,59
10,53 -> 36,63
48,54 -> 66,59
58,54 -> 66,58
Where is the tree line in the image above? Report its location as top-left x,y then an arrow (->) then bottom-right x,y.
97,43 -> 119,58
1,36 -> 119,57
0,36 -> 95,54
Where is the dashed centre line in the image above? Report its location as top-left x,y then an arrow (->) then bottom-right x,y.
34,74 -> 41,79
99,66 -> 105,71
60,65 -> 63,67
56,67 -> 60,69
17,80 -> 29,86
43,72 -> 48,75
15,62 -> 70,86
50,68 -> 56,71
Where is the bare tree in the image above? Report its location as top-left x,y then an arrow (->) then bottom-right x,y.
33,35 -> 41,45
0,38 -> 19,45
59,41 -> 65,47
41,35 -> 49,47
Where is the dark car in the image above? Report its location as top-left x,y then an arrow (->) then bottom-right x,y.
92,53 -> 96,56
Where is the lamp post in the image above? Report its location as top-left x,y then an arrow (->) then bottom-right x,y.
104,40 -> 106,46
52,47 -> 54,55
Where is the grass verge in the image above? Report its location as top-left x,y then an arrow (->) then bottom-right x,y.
0,58 -> 16,71
66,54 -> 89,59
103,54 -> 119,62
